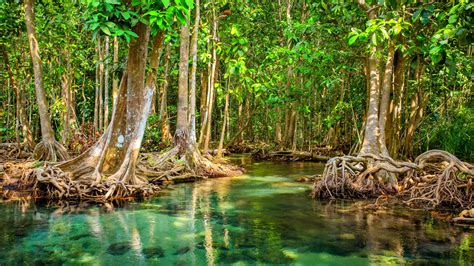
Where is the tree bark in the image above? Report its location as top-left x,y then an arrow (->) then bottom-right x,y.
188,0 -> 200,144
98,36 -> 104,131
104,36 -> 110,128
217,79 -> 230,158
112,36 -> 119,107
58,22 -> 156,199
202,11 -> 219,154
24,0 -> 68,161
159,44 -> 171,143
176,21 -> 190,148
378,43 -> 395,157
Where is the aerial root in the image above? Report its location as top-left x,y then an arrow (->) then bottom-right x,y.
1,160 -> 159,202
18,165 -> 159,201
33,139 -> 69,162
312,150 -> 474,209
139,147 -> 244,184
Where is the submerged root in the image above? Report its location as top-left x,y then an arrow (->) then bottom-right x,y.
33,139 -> 69,162
312,150 -> 474,209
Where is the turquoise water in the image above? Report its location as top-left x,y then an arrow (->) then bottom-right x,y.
0,155 -> 472,265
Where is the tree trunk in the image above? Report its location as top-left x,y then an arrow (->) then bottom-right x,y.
57,22 -> 156,199
378,43 -> 395,157
217,80 -> 230,158
359,45 -> 381,155
159,44 -> 171,143
275,107 -> 282,144
388,51 -> 406,157
404,57 -> 423,158
98,36 -> 104,131
104,36 -> 110,128
112,36 -> 119,107
94,42 -> 99,132
176,21 -> 190,148
202,12 -> 219,154
24,0 -> 68,161
2,45 -> 35,150
188,0 -> 200,143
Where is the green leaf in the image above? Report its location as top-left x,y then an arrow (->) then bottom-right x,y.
448,15 -> 457,24
101,25 -> 111,35
162,0 -> 170,7
348,35 -> 358,45
122,11 -> 131,20
412,8 -> 422,22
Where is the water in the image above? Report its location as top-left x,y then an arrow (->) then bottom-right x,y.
0,155 -> 472,265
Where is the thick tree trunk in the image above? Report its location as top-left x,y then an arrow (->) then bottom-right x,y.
176,21 -> 190,148
55,23 -> 155,199
359,46 -> 381,155
387,51 -> 406,157
378,43 -> 395,157
24,0 -> 68,161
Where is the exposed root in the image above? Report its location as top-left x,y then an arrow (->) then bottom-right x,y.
312,150 -> 474,209
400,150 -> 474,209
0,143 -> 31,163
33,139 -> 69,162
139,144 -> 244,184
10,164 -> 159,202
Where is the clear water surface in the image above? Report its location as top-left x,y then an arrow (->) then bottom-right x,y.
0,154 -> 472,265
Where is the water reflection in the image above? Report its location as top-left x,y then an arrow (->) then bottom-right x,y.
0,157 -> 472,265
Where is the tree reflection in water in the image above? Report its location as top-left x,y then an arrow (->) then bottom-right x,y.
0,160 -> 472,265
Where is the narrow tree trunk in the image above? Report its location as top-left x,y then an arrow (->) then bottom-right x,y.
217,79 -> 230,158
94,42 -> 99,132
112,36 -> 119,107
98,36 -> 104,131
2,45 -> 35,150
405,57 -> 422,158
275,107 -> 282,144
202,11 -> 219,154
159,44 -> 171,143
104,36 -> 110,128
188,0 -> 200,143
24,0 -> 68,161
199,71 -> 207,140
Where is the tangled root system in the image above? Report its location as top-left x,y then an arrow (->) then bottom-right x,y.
33,139 -> 69,162
312,150 -> 473,209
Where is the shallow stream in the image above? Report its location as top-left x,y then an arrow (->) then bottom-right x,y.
0,155 -> 472,265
